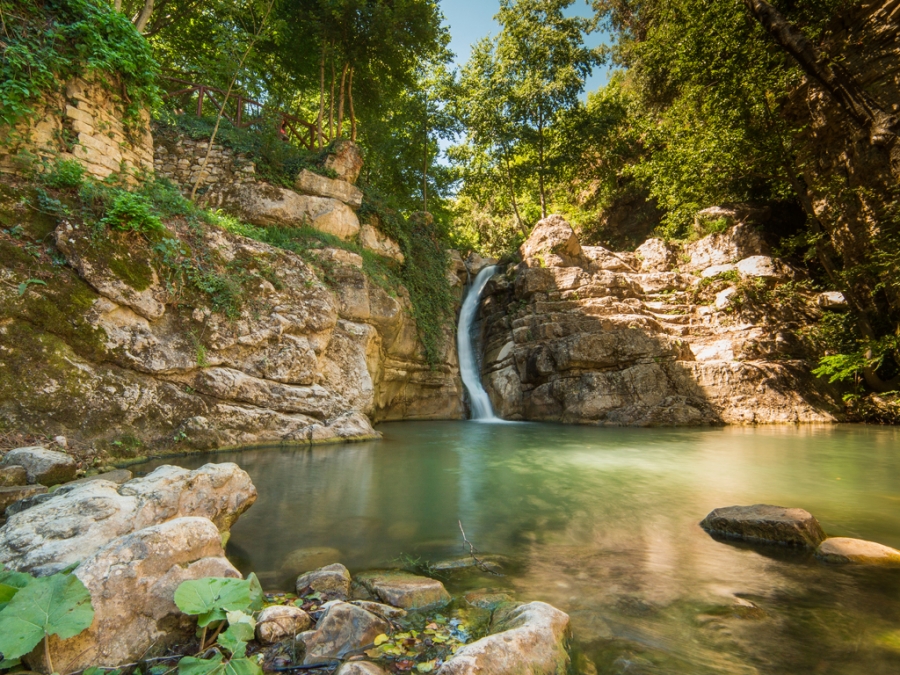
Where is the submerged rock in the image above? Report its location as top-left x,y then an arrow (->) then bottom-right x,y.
355,570 -> 451,610
257,605 -> 313,645
437,602 -> 570,675
700,504 -> 827,549
816,537 -> 900,565
350,600 -> 408,621
0,463 -> 256,574
1,446 -> 77,486
297,601 -> 390,663
37,517 -> 240,674
296,563 -> 352,601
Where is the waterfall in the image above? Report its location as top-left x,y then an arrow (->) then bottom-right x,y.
457,265 -> 499,421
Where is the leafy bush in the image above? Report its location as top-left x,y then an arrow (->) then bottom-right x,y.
174,575 -> 264,675
42,159 -> 86,189
101,191 -> 165,235
0,0 -> 160,133
0,566 -> 95,671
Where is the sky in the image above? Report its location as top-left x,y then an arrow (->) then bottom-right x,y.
438,0 -> 611,96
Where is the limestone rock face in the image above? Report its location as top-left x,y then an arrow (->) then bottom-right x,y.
231,184 -> 360,240
520,215 -> 585,268
296,169 -> 364,208
257,605 -> 313,644
479,216 -> 841,426
816,537 -> 900,565
360,223 -> 404,263
700,504 -> 827,548
2,446 -> 77,485
325,140 -> 364,184
40,517 -> 241,674
296,563 -> 352,601
297,601 -> 390,663
437,602 -> 570,675
0,463 -> 256,574
355,571 -> 451,610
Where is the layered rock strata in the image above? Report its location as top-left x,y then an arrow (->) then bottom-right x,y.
479,215 -> 842,425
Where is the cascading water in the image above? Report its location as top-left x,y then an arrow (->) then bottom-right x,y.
457,265 -> 499,421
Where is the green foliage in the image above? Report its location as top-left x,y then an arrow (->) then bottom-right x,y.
0,567 -> 95,663
173,575 -> 263,627
0,0 -> 160,133
42,159 -> 86,190
101,191 -> 165,235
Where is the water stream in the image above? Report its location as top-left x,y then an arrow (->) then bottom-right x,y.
456,265 -> 499,421
135,423 -> 900,675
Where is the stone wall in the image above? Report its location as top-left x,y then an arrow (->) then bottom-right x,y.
0,77 -> 153,180
153,126 -> 258,208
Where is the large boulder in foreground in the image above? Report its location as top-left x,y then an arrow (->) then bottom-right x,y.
355,570 -> 451,610
437,602 -> 570,675
816,537 -> 900,565
700,504 -> 826,549
0,463 -> 256,574
297,601 -> 390,663
2,446 -> 77,486
38,517 -> 241,674
520,215 -> 584,268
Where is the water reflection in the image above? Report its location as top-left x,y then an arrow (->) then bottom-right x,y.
135,422 -> 900,674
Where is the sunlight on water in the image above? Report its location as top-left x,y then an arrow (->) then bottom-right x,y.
135,422 -> 900,675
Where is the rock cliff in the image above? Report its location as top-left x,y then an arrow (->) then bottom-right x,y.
478,215 -> 842,425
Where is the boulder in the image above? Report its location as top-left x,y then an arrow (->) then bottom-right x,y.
635,238 -> 676,273
355,570 -> 450,610
0,465 -> 27,487
464,589 -> 515,610
37,517 -> 241,674
296,601 -> 390,664
818,291 -> 848,310
715,286 -> 738,310
520,215 -> 584,268
256,605 -> 313,644
231,184 -> 360,240
296,169 -> 364,208
324,140 -> 364,184
296,563 -> 352,601
2,446 -> 77,485
336,662 -> 389,675
816,537 -> 900,565
437,602 -> 570,675
5,469 -> 135,518
700,263 -> 738,279
0,485 -> 48,515
350,600 -> 407,621
359,223 -> 404,263
0,463 -> 257,575
736,255 -> 791,280
683,223 -> 767,272
581,246 -> 636,273
700,504 -> 827,549
447,249 -> 468,287
465,252 -> 498,276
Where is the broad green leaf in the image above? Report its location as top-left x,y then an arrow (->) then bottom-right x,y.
0,573 -> 94,660
174,578 -> 254,628
178,655 -> 226,675
0,658 -> 22,670
225,657 -> 262,675
0,569 -> 31,611
217,627 -> 248,658
246,574 -> 263,611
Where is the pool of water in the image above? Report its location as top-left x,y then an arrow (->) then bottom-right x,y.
134,422 -> 900,675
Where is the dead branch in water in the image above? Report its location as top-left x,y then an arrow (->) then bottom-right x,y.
458,520 -> 504,577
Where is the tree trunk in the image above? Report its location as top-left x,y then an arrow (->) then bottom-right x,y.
743,0 -> 896,145
329,49 -> 336,141
348,67 -> 357,142
115,0 -> 122,11
537,115 -> 547,219
134,0 -> 154,34
337,62 -> 349,139
503,150 -> 527,236
422,93 -> 428,211
317,42 -> 325,150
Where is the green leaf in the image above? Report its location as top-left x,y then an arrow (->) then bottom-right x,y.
0,572 -> 94,660
225,657 -> 262,675
0,658 -> 22,670
0,569 -> 31,611
174,578 -> 255,628
246,574 -> 263,611
178,654 -> 226,675
17,279 -> 47,296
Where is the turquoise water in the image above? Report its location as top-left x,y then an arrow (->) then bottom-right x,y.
135,422 -> 900,674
